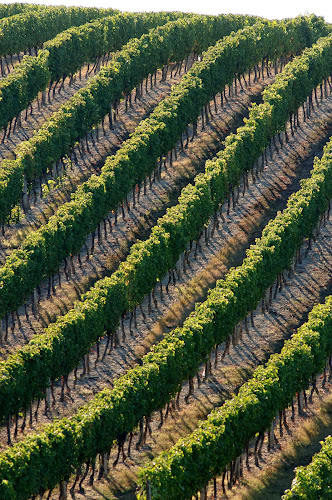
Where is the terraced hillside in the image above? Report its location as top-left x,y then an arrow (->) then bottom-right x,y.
0,5 -> 331,500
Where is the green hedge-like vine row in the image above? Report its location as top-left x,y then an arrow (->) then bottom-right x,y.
0,109 -> 331,500
0,19 -> 290,422
0,16 -> 326,320
42,11 -> 188,83
0,21 -> 330,424
137,295 -> 332,499
0,50 -> 51,129
0,12 -> 264,215
283,435 -> 332,498
0,11 -> 191,131
0,3 -> 41,20
0,5 -> 118,58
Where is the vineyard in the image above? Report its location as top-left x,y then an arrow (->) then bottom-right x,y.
0,3 -> 332,500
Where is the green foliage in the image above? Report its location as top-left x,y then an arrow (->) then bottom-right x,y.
0,12 -> 261,222
1,17 -> 332,428
0,19 -> 332,498
0,3 -> 42,20
283,435 -> 332,499
0,5 -> 118,57
138,297 -> 332,499
0,6 -> 120,132
0,16 -> 325,320
0,65 -> 332,499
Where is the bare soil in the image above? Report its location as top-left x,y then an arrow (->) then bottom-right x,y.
0,65 -> 332,500
0,59 -> 191,255
220,391 -> 332,500
0,69 -> 273,353
60,96 -> 332,499
0,57 -> 106,161
61,206 -> 332,500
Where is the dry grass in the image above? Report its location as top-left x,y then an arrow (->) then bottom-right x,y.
90,364 -> 251,500
225,392 -> 332,500
20,84 -> 263,332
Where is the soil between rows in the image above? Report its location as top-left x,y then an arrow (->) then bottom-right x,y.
57,205 -> 332,500
0,67 -> 332,500
0,59 -> 192,256
0,70 -> 273,355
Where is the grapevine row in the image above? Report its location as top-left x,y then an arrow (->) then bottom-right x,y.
0,20 -> 285,421
283,435 -> 332,498
0,3 -> 41,20
0,12 -> 263,220
0,17 -> 325,320
137,295 -> 332,499
0,21 -> 330,423
0,4 -> 118,58
0,10 -> 190,130
43,11 -> 185,83
0,96 -> 331,500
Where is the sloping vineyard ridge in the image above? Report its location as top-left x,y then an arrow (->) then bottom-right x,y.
0,4 -> 331,500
